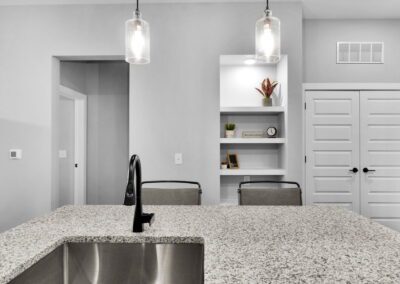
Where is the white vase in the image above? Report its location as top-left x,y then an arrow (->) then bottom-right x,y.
225,130 -> 235,138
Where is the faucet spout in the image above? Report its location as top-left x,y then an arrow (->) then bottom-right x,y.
123,155 -> 155,232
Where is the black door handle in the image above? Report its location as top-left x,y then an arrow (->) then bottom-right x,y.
363,167 -> 376,173
349,167 -> 358,173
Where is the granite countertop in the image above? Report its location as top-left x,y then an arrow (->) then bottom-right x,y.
1,205 -> 400,283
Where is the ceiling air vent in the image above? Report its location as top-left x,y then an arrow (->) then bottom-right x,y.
337,42 -> 384,64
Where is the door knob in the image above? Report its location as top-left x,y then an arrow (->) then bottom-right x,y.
349,167 -> 358,173
363,167 -> 376,173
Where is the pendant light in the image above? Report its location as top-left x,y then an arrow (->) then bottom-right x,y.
125,0 -> 150,64
255,0 -> 280,63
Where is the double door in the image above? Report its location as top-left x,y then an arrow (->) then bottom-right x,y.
306,90 -> 400,231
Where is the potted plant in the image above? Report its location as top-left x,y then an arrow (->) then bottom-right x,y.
255,78 -> 279,106
220,161 -> 228,170
225,123 -> 236,138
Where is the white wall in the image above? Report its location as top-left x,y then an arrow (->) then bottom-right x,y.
0,2 -> 303,231
304,19 -> 400,82
0,5 -> 128,231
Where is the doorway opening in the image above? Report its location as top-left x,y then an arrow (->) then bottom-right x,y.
54,59 -> 129,207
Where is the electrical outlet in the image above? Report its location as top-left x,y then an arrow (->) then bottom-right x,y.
59,150 -> 67,159
244,176 -> 251,182
174,153 -> 183,165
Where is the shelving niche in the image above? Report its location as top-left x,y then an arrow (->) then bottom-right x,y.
219,55 -> 288,204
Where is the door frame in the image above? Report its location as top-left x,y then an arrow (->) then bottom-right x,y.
59,85 -> 87,205
302,83 -> 400,205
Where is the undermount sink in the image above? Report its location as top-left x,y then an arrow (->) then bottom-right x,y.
10,242 -> 204,284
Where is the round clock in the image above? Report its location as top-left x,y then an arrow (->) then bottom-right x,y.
266,127 -> 277,138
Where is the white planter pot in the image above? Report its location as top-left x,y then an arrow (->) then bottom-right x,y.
225,130 -> 235,138
220,164 -> 228,170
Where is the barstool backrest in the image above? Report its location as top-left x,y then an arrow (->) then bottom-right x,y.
238,181 -> 302,206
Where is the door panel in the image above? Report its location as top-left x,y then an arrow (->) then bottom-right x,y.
360,91 -> 400,231
59,96 -> 75,206
306,91 -> 360,212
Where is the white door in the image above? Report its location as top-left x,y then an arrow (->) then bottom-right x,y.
306,91 -> 360,212
360,91 -> 400,230
59,86 -> 87,206
59,96 -> 75,206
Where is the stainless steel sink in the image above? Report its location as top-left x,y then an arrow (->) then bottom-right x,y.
10,242 -> 204,284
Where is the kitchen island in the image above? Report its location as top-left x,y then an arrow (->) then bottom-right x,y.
1,205 -> 400,283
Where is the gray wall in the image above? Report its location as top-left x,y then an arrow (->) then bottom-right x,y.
86,62 -> 129,204
130,3 -> 304,204
60,61 -> 129,205
60,62 -> 88,94
304,19 -> 400,82
0,2 -> 302,231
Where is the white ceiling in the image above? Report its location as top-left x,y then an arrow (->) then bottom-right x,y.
0,0 -> 399,19
302,0 -> 400,19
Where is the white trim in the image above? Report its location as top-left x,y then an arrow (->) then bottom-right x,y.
220,138 -> 286,144
220,106 -> 285,114
59,85 -> 87,100
303,83 -> 400,91
220,169 -> 286,176
59,85 -> 87,205
56,55 -> 124,61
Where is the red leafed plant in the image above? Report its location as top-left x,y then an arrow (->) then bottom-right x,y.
255,78 -> 278,98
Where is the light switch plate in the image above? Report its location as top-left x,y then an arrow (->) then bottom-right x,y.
9,149 -> 22,160
174,153 -> 183,165
244,176 -> 251,182
59,150 -> 67,158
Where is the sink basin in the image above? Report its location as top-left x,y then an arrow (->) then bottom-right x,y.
10,242 -> 204,284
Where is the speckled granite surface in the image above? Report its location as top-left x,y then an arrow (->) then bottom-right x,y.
1,205 -> 400,283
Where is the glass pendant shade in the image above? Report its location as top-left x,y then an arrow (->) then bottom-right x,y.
125,12 -> 150,64
255,10 -> 280,63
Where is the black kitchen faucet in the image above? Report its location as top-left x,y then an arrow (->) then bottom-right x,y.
123,155 -> 155,232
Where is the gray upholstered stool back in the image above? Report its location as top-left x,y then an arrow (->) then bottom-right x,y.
238,181 -> 302,206
141,180 -> 202,205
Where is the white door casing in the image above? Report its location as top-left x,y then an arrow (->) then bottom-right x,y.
360,91 -> 400,231
59,85 -> 87,206
305,91 -> 360,212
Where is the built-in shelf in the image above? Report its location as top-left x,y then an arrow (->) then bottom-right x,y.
220,169 -> 286,176
220,138 -> 286,144
219,55 -> 288,203
220,106 -> 285,114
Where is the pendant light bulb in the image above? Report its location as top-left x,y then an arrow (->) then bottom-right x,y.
125,0 -> 150,64
255,0 -> 280,63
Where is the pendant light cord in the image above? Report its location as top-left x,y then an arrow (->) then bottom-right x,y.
264,0 -> 270,14
264,0 -> 271,15
136,0 -> 139,14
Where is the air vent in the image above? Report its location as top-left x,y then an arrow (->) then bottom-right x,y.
337,42 -> 384,64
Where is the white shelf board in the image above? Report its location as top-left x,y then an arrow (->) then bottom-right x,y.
220,106 -> 285,114
220,169 -> 286,176
220,138 -> 286,144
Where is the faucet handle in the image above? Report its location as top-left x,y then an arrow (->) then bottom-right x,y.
142,213 -> 155,226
